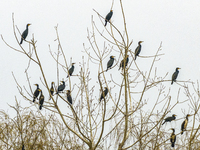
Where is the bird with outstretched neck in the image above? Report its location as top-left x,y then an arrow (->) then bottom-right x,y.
135,41 -> 143,60
171,67 -> 181,84
181,114 -> 191,135
162,114 -> 176,125
20,24 -> 31,44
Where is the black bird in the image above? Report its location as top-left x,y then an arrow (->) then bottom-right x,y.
67,90 -> 72,104
39,89 -> 44,110
67,63 -> 75,77
33,84 -> 40,102
20,24 -> 31,44
135,41 -> 143,60
119,55 -> 129,70
106,56 -> 115,71
49,82 -> 55,100
181,114 -> 191,135
170,128 -> 176,147
105,10 -> 113,26
171,67 -> 181,85
162,114 -> 177,125
99,87 -> 108,102
56,81 -> 65,94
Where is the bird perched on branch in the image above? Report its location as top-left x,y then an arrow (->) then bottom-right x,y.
105,10 -> 113,26
33,84 -> 40,102
20,23 -> 31,44
67,63 -> 75,77
119,55 -> 129,70
170,128 -> 176,147
135,41 -> 143,60
171,67 -> 181,85
106,56 -> 115,71
181,114 -> 191,135
99,87 -> 108,102
49,82 -> 54,100
39,89 -> 44,110
56,81 -> 65,94
67,90 -> 72,104
162,114 -> 176,125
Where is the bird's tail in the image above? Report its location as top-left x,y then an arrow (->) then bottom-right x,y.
33,98 -> 35,102
171,143 -> 175,147
181,130 -> 184,135
20,39 -> 23,44
135,56 -> 137,60
105,21 -> 107,26
39,105 -> 43,110
162,121 -> 165,125
171,81 -> 173,85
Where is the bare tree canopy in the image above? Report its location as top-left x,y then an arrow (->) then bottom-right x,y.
1,1 -> 200,150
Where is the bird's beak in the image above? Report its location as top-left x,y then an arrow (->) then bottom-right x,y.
28,24 -> 31,26
178,68 -> 181,69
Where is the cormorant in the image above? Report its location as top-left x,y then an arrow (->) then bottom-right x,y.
181,114 -> 191,135
56,81 -> 65,94
162,114 -> 176,125
171,67 -> 181,85
170,128 -> 176,147
67,90 -> 72,104
100,87 -> 108,102
33,84 -> 40,102
49,82 -> 54,100
135,41 -> 143,60
22,144 -> 25,150
105,10 -> 113,26
67,63 -> 75,77
20,24 -> 31,44
39,89 -> 44,110
119,55 -> 129,70
106,56 -> 115,71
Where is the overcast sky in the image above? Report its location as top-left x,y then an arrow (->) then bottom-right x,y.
0,0 -> 200,134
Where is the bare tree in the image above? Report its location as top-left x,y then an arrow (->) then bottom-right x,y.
1,0 -> 200,150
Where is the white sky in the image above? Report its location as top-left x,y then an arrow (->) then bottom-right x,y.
0,0 -> 200,136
